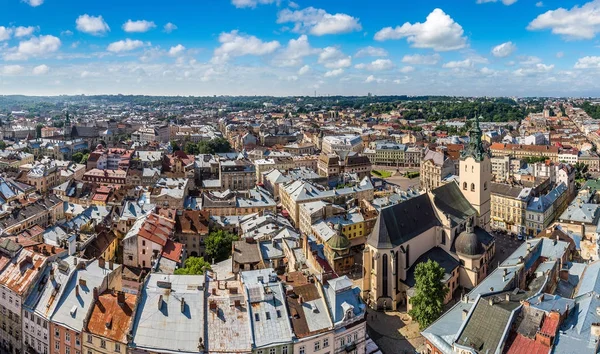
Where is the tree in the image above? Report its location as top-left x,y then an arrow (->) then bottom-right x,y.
408,260 -> 448,329
72,152 -> 84,164
197,137 -> 232,155
174,257 -> 211,275
170,140 -> 181,152
0,141 -> 6,150
575,162 -> 590,181
36,124 -> 44,139
205,230 -> 239,263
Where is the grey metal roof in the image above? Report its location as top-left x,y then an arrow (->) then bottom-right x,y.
131,274 -> 206,354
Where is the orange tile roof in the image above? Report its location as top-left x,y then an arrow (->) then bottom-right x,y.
86,291 -> 136,343
137,213 -> 175,246
0,249 -> 46,295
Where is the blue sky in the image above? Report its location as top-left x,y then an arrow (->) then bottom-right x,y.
0,0 -> 600,96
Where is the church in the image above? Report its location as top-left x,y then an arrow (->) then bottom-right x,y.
362,116 -> 496,310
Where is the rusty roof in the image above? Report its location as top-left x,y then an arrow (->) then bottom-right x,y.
0,249 -> 47,296
86,291 -> 136,343
175,210 -> 209,235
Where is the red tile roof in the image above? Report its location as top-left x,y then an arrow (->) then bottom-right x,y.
505,335 -> 548,354
161,239 -> 184,262
137,213 -> 175,246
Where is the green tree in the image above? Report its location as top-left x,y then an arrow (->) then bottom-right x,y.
170,140 -> 181,152
36,124 -> 44,139
72,152 -> 84,164
409,260 -> 448,329
205,230 -> 239,262
0,141 -> 6,150
197,137 -> 232,154
575,162 -> 590,181
174,257 -> 211,275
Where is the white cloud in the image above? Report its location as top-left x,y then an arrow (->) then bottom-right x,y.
212,30 -> 280,63
0,27 -> 11,41
231,0 -> 276,8
556,51 -> 564,58
298,64 -> 310,75
374,8 -> 467,51
401,53 -> 441,65
80,70 -> 100,78
3,35 -> 61,60
355,46 -> 388,58
317,46 -> 351,69
23,0 -> 44,7
324,68 -> 344,77
519,56 -> 542,65
14,26 -> 36,38
163,23 -> 177,33
107,39 -> 146,53
528,1 -> 600,40
365,75 -> 387,83
355,58 -> 394,71
122,20 -> 156,33
168,44 -> 186,56
399,66 -> 415,73
536,1 -> 544,7
575,56 -> 600,68
443,59 -> 475,69
2,65 -> 24,75
277,7 -> 362,36
514,63 -> 554,76
32,64 -> 49,75
272,35 -> 318,67
491,41 -> 516,57
76,14 -> 110,35
480,67 -> 498,76
476,0 -> 518,5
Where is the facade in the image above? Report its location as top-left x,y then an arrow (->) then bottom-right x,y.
321,136 -> 362,155
490,183 -> 532,234
420,149 -> 455,191
219,159 -> 256,191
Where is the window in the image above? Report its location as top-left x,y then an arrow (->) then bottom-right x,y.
315,341 -> 321,351
269,349 -> 275,354
323,338 -> 329,347
471,183 -> 475,192
55,329 -> 60,338
76,335 -> 80,346
54,342 -> 59,351
255,313 -> 260,321
100,339 -> 106,349
299,347 -> 305,354
276,310 -> 281,318
354,333 -> 358,341
463,182 -> 467,190
115,343 -> 121,352
341,337 -> 345,346
282,347 -> 288,354
66,347 -> 70,354
65,331 -> 70,342
265,312 -> 271,320
87,334 -> 92,343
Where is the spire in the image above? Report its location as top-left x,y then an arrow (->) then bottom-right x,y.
460,113 -> 487,162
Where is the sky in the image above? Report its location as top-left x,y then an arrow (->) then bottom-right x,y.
1,0 -> 600,96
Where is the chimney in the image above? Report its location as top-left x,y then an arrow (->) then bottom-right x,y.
49,267 -> 55,280
98,257 -> 106,269
181,298 -> 185,313
158,295 -> 163,310
117,291 -> 125,306
298,295 -> 304,304
539,294 -> 545,302
505,293 -> 511,302
462,309 -> 469,320
212,288 -> 217,296
488,298 -> 494,306
209,301 -> 217,311
93,287 -> 99,301
108,260 -> 114,270
79,278 -> 86,287
73,257 -> 78,265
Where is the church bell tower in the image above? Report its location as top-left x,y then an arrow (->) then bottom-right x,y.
459,115 -> 491,231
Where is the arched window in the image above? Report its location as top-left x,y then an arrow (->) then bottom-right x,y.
471,166 -> 474,173
382,254 -> 388,297
484,181 -> 488,190
463,182 -> 467,190
471,183 -> 475,192
464,165 -> 467,172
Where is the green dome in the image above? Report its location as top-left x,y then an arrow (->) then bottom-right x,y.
327,233 -> 351,250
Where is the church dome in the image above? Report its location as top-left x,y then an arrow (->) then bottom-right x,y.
455,219 -> 484,257
327,232 -> 351,250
